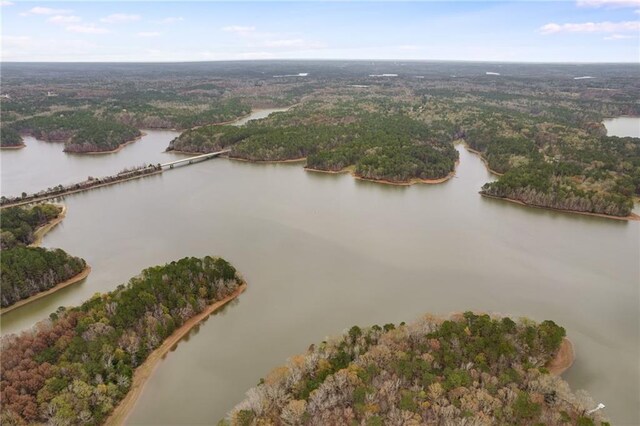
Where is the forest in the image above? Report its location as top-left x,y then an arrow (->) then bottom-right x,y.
0,203 -> 62,248
0,204 -> 87,309
225,312 -> 608,426
1,61 -> 638,214
8,111 -> 142,153
169,103 -> 459,183
0,127 -> 23,148
0,256 -> 245,425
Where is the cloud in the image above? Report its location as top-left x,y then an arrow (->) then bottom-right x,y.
48,15 -> 82,24
154,17 -> 184,24
2,37 -> 97,61
635,8 -> 640,12
222,25 -> 256,36
66,24 -> 109,34
539,21 -> 640,34
25,6 -> 72,15
100,14 -> 140,24
138,32 -> 161,37
261,38 -> 326,49
1,1 -> 14,6
397,45 -> 422,51
235,51 -> 276,60
577,0 -> 640,7
604,33 -> 636,39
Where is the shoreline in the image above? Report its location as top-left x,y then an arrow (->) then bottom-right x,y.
0,266 -> 91,316
461,142 -> 504,176
547,338 -> 575,376
305,159 -> 459,186
0,144 -> 26,150
480,192 -> 640,222
229,155 -> 307,164
30,204 -> 67,247
105,282 -> 247,426
64,131 -> 147,155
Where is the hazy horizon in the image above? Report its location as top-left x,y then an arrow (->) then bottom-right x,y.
2,0 -> 639,63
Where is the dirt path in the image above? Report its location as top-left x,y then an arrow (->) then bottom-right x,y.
105,283 -> 247,425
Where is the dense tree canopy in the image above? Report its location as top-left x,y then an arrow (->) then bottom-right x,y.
0,256 -> 245,425
0,247 -> 86,308
1,204 -> 62,249
0,127 -> 23,147
0,204 -> 88,309
169,104 -> 459,183
225,312 -> 607,426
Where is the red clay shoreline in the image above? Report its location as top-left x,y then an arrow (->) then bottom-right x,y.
480,192 -> 640,221
0,144 -> 26,150
64,131 -> 147,155
547,338 -> 575,376
0,266 -> 91,316
105,283 -> 247,425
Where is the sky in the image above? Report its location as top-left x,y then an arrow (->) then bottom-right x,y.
1,1 -> 639,62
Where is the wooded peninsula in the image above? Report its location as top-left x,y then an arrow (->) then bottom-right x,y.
0,204 -> 88,311
0,256 -> 245,425
225,312 -> 607,426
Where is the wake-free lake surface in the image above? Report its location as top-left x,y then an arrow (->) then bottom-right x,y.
0,115 -> 638,424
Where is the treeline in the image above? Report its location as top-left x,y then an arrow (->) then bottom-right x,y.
1,247 -> 86,308
8,111 -> 141,153
225,312 -> 608,426
0,204 -> 87,308
481,163 -> 634,217
460,107 -> 640,217
0,127 -> 23,147
113,98 -> 251,130
169,107 -> 459,183
0,203 -> 61,248
0,256 -> 245,425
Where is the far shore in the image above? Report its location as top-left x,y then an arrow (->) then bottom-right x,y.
30,204 -> 67,247
547,338 -> 575,376
306,159 -> 459,186
0,266 -> 91,316
0,144 -> 26,150
64,131 -> 147,155
481,192 -> 640,222
105,283 -> 247,426
229,155 -> 308,164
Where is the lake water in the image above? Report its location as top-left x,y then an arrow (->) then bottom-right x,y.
0,115 -> 638,424
603,116 -> 640,138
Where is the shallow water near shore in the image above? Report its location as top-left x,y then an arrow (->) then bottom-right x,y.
0,115 -> 638,424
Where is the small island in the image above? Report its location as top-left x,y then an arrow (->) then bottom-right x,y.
0,204 -> 89,313
0,256 -> 246,425
224,312 -> 607,426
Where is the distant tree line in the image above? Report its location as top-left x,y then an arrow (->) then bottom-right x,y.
169,107 -> 459,183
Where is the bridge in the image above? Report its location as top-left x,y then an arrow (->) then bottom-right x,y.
161,149 -> 230,169
0,149 -> 232,209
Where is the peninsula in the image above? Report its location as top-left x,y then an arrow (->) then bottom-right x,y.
225,312 -> 605,426
0,256 -> 246,425
0,204 -> 89,312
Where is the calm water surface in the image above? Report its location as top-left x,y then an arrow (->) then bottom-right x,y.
0,116 -> 638,424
